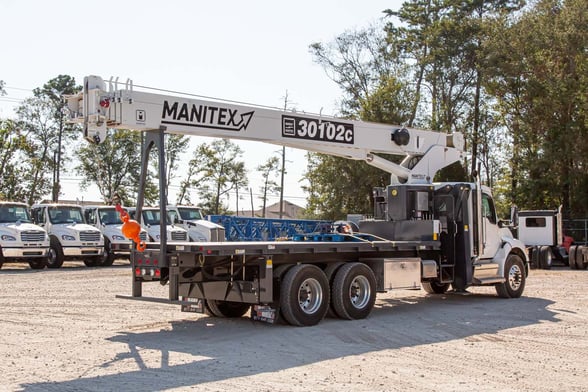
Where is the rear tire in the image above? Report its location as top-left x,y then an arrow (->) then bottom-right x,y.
280,264 -> 329,326
324,262 -> 344,318
332,262 -> 377,320
496,254 -> 526,298
569,245 -> 578,269
577,246 -> 587,270
206,300 -> 250,318
47,237 -> 64,269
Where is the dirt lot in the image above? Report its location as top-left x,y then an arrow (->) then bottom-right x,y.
1,260 -> 587,392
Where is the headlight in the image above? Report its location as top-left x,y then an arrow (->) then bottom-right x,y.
112,235 -> 125,241
1,234 -> 16,241
61,235 -> 76,241
155,234 -> 160,240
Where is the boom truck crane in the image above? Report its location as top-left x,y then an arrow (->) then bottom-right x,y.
65,76 -> 529,326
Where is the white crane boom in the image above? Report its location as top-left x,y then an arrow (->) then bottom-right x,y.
67,76 -> 464,184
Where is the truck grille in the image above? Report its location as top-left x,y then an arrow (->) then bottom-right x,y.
139,232 -> 148,241
171,231 -> 187,241
21,231 -> 46,242
80,231 -> 101,242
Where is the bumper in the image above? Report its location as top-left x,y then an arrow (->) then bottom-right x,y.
2,246 -> 50,259
111,242 -> 132,254
63,246 -> 104,257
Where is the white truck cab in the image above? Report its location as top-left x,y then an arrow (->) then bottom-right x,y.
0,202 -> 50,270
167,205 -> 225,242
83,205 -> 148,266
30,203 -> 104,268
127,207 -> 188,242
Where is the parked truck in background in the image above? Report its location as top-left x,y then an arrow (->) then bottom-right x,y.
66,75 -> 531,327
30,203 -> 104,268
167,205 -> 225,242
0,201 -> 50,270
511,206 -> 577,269
127,207 -> 188,242
83,205 -> 148,265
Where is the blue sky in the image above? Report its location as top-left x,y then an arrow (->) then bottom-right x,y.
0,0 -> 402,209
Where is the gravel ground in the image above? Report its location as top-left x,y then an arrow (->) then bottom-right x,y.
1,260 -> 587,392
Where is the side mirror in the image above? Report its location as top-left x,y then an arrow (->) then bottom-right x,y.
510,205 -> 519,227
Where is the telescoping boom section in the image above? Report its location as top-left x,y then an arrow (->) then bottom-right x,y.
66,75 -> 529,327
67,76 -> 464,184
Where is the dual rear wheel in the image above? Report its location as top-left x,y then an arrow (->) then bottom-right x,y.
278,262 -> 377,326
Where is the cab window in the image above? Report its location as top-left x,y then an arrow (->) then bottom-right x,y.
482,194 -> 497,225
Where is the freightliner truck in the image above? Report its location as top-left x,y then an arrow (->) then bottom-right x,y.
0,201 -> 50,269
83,205 -> 148,265
31,203 -> 104,268
66,76 -> 530,326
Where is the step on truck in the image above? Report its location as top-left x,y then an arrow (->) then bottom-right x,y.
83,205 -> 148,265
167,205 -> 225,242
30,203 -> 104,268
0,201 -> 50,270
66,75 -> 530,326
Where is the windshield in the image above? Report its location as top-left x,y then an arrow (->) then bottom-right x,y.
48,206 -> 85,224
177,207 -> 203,220
0,205 -> 32,223
98,208 -> 123,225
142,210 -> 170,226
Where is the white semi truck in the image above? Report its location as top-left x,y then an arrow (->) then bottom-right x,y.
0,201 -> 50,269
510,206 -> 577,269
83,205 -> 148,265
66,75 -> 530,326
127,207 -> 188,242
30,203 -> 104,268
167,205 -> 225,242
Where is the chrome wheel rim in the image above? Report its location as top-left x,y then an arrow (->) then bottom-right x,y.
508,264 -> 523,291
298,278 -> 323,314
349,275 -> 371,309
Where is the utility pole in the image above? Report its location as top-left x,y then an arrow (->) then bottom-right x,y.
279,90 -> 291,219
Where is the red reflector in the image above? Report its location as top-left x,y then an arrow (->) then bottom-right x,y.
207,250 -> 212,255
199,246 -> 204,251
137,259 -> 142,265
153,259 -> 158,265
155,269 -> 161,277
145,259 -> 150,264
135,268 -> 141,276
99,98 -> 110,108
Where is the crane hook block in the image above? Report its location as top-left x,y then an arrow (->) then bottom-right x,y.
115,204 -> 146,252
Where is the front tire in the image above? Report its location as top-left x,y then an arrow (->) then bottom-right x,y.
332,262 -> 377,320
28,258 -> 47,270
539,246 -> 552,270
280,264 -> 329,326
101,238 -> 115,266
47,237 -> 64,269
496,254 -> 526,298
422,280 -> 450,294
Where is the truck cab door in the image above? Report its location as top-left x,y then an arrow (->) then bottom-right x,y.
479,193 -> 502,260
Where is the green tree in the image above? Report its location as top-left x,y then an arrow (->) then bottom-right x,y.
183,139 -> 247,215
484,0 -> 588,216
257,156 -> 280,217
0,119 -> 29,201
15,96 -> 60,205
76,129 -> 155,205
32,75 -> 81,201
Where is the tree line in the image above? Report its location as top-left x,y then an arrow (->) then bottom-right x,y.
305,0 -> 587,219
